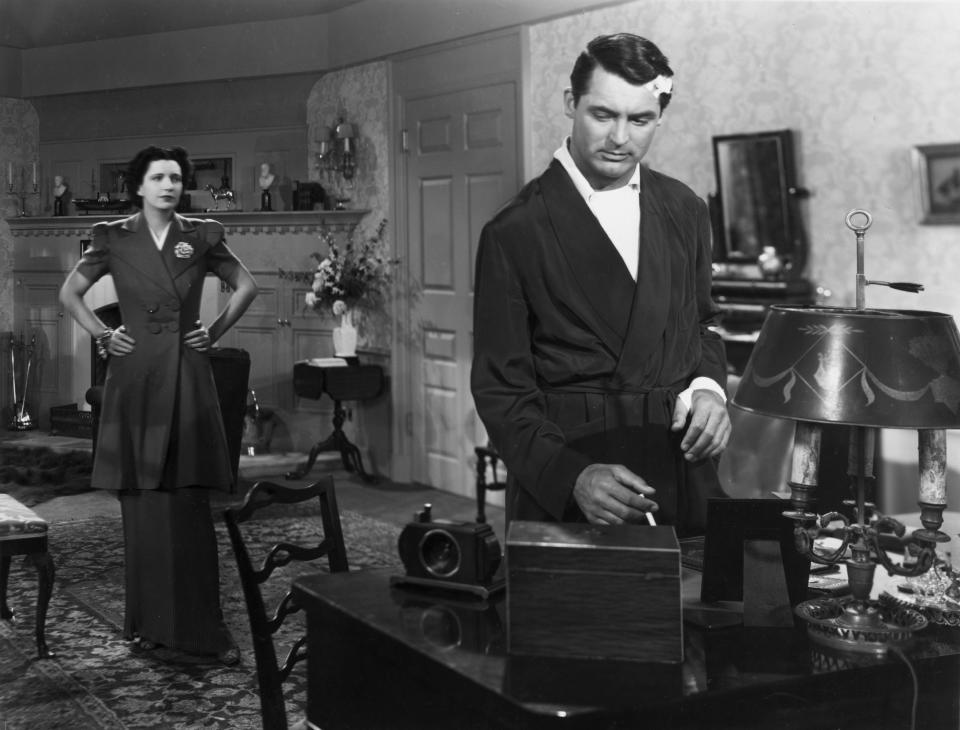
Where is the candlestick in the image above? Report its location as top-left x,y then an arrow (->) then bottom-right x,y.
6,163 -> 41,217
790,421 -> 822,486
784,421 -> 822,519
847,427 -> 876,478
919,429 -> 947,505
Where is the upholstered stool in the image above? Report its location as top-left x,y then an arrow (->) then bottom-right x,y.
0,494 -> 55,658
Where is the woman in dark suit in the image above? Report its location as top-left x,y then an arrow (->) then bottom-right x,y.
60,145 -> 258,665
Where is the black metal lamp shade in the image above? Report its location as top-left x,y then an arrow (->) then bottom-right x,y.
732,305 -> 960,429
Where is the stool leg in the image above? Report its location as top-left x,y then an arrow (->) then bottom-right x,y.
27,552 -> 55,659
1,555 -> 12,620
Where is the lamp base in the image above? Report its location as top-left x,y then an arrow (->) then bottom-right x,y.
795,596 -> 927,654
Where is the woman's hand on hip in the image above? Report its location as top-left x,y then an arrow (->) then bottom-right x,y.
184,320 -> 212,352
106,326 -> 135,357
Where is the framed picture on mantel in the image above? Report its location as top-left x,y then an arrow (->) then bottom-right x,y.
913,142 -> 960,225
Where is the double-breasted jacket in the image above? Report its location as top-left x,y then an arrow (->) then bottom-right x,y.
74,213 -> 241,492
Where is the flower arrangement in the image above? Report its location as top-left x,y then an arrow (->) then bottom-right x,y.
302,218 -> 394,316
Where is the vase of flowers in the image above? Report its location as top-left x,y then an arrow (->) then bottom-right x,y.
302,219 -> 394,356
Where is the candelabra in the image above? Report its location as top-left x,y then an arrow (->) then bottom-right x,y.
733,209 -> 960,652
315,118 -> 358,209
6,163 -> 40,217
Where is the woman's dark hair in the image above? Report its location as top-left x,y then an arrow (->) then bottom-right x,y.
569,33 -> 674,111
126,145 -> 193,208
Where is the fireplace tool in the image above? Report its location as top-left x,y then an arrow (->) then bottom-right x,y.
7,332 -> 37,431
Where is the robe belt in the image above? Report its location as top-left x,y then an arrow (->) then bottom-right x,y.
541,383 -> 683,430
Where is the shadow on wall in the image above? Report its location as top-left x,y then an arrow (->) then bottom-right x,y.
719,376 -> 863,515
883,462 -> 960,515
719,375 -> 793,500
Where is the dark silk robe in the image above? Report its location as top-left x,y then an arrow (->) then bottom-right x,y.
471,160 -> 728,534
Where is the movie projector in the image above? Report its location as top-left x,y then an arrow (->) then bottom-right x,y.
391,504 -> 505,598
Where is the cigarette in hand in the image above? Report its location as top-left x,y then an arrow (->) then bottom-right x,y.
645,510 -> 657,526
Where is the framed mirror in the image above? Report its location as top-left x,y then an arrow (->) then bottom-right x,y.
711,130 -> 804,275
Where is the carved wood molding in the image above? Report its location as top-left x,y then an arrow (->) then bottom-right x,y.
5,210 -> 370,237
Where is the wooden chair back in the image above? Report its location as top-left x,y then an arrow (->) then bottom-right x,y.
475,444 -> 507,524
224,477 -> 349,730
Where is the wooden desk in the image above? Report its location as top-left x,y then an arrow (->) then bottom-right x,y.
287,361 -> 384,482
292,568 -> 960,730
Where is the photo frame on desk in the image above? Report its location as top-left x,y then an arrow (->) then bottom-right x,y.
700,498 -> 811,627
913,142 -> 960,224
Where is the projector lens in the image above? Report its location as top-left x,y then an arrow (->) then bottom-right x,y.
419,529 -> 461,578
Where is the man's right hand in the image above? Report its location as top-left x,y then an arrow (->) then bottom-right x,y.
572,464 -> 657,525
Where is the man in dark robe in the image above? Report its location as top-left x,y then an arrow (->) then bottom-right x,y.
471,33 -> 731,536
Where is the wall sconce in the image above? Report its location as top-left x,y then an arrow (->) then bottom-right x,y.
315,118 -> 358,199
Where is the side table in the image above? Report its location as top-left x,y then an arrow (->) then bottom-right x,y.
286,361 -> 384,482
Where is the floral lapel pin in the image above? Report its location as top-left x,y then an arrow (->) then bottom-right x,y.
174,241 -> 194,259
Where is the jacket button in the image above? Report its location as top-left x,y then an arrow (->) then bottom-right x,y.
148,322 -> 162,334
167,321 -> 180,333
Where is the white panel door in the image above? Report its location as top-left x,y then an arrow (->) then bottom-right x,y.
405,82 -> 518,497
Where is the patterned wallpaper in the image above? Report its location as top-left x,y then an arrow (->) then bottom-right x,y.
528,1 -> 960,314
0,97 -> 40,333
307,62 -> 390,245
306,62 -> 392,347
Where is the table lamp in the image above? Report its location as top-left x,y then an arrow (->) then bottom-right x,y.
732,209 -> 960,652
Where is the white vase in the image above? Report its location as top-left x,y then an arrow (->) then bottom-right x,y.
333,310 -> 358,357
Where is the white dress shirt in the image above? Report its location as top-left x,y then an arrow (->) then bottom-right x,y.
148,221 -> 172,250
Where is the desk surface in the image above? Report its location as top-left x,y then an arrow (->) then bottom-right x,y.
293,568 -> 960,730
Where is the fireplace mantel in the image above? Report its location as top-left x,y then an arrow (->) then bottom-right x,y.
5,210 -> 370,238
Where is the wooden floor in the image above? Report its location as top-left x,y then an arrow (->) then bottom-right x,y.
0,431 -> 507,542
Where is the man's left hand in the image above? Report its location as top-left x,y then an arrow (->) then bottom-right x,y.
671,390 -> 730,461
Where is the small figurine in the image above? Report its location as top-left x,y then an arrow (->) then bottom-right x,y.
758,245 -> 786,280
53,175 -> 68,216
258,162 -> 275,211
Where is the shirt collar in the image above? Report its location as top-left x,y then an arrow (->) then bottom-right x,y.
553,137 -> 641,203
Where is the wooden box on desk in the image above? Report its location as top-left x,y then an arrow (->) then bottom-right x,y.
506,521 -> 682,663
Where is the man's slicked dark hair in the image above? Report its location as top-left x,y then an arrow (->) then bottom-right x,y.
127,145 -> 193,209
569,33 -> 674,111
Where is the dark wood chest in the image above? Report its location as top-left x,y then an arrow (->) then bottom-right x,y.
506,521 -> 682,663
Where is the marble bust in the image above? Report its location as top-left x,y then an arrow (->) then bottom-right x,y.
53,175 -> 69,216
258,163 -> 276,211
258,163 -> 275,191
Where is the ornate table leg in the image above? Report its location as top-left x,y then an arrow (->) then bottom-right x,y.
286,401 -> 377,483
28,552 -> 55,658
329,401 -> 377,483
286,433 -> 338,480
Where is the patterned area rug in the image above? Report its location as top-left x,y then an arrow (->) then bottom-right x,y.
0,504 -> 402,729
0,445 -> 93,507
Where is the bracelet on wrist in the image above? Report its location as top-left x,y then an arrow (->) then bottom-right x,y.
96,328 -> 114,360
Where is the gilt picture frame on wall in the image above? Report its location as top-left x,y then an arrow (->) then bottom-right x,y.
913,143 -> 960,225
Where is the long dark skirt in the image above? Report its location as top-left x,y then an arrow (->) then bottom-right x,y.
119,487 -> 232,656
